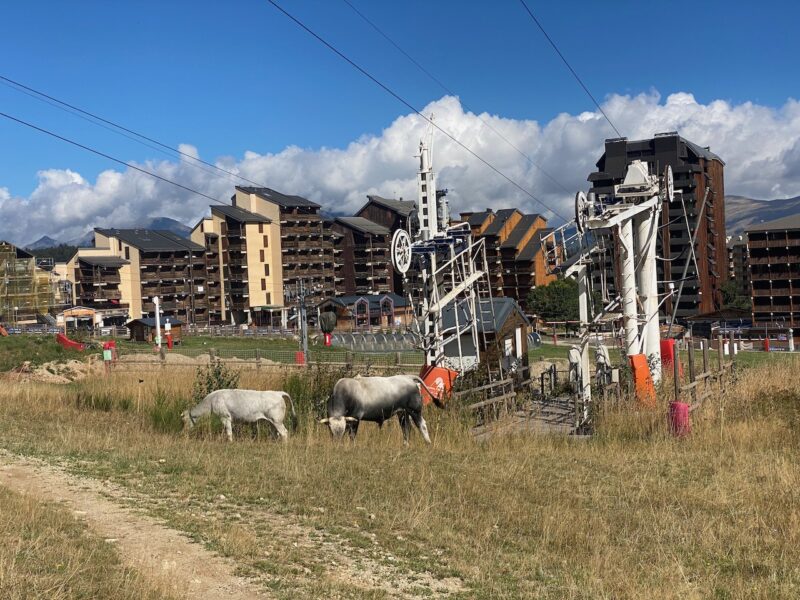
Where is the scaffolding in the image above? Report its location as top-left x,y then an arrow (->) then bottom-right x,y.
0,242 -> 54,324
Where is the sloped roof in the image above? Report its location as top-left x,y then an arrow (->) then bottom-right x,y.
77,256 -> 129,267
482,209 -> 520,237
320,292 -> 409,310
516,228 -> 552,261
466,211 -> 493,227
682,138 -> 724,164
501,214 -> 543,249
211,204 -> 270,224
365,195 -> 416,216
236,186 -> 320,209
127,316 -> 184,328
95,229 -> 204,252
745,214 -> 800,233
334,217 -> 390,236
442,297 -> 529,333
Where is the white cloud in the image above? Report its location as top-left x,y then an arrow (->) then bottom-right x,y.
2,91 -> 800,246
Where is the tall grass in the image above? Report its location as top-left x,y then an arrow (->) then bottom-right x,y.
0,361 -> 798,597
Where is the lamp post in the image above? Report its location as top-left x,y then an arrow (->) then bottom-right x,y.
153,296 -> 162,350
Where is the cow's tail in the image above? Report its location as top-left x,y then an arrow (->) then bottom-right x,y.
411,376 -> 446,409
283,392 -> 298,431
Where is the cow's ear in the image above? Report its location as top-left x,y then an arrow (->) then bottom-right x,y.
318,418 -> 330,424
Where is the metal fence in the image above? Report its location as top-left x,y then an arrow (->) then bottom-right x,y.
114,345 -> 424,371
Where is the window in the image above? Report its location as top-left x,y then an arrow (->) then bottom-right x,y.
266,293 -> 271,304
258,223 -> 264,233
118,240 -> 122,251
261,279 -> 266,291
124,247 -> 130,260
200,222 -> 204,232
263,235 -> 269,247
264,264 -> 270,276
260,249 -> 265,262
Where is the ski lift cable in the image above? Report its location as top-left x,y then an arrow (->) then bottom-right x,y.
338,0 -> 574,196
266,0 -> 571,224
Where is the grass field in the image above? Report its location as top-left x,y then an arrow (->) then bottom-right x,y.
0,355 -> 798,598
0,335 -> 90,372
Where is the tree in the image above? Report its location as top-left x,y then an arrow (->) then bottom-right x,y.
31,244 -> 78,263
527,278 -> 579,322
720,280 -> 751,311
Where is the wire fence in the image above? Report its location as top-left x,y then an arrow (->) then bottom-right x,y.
114,345 -> 425,371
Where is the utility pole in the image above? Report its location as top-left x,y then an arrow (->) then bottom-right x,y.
153,296 -> 162,350
298,279 -> 308,362
286,279 -> 309,363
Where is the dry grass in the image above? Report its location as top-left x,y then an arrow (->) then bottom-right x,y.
0,359 -> 798,598
0,485 -> 175,600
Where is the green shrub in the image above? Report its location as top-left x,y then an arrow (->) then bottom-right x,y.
149,388 -> 186,434
191,358 -> 240,403
73,390 -> 115,412
283,363 -> 353,433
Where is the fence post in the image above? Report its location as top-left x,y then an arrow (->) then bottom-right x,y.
395,352 -> 401,366
673,345 -> 681,403
209,347 -> 216,365
687,342 -> 696,404
256,348 -> 261,371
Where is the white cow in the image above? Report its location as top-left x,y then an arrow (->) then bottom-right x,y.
319,374 -> 439,444
182,389 -> 295,441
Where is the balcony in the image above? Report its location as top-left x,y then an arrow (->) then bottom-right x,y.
749,239 -> 800,249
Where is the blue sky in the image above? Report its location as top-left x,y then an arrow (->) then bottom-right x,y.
1,0 -> 797,195
1,1 -> 799,243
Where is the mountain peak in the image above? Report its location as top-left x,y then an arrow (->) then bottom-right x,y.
25,235 -> 60,250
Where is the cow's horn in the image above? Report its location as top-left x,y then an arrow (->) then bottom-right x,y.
344,416 -> 358,422
318,418 -> 330,424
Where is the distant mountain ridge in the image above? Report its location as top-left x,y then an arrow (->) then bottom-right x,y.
26,217 -> 192,249
26,235 -> 60,250
725,195 -> 800,236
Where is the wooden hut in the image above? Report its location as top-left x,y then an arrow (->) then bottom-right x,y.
126,316 -> 184,343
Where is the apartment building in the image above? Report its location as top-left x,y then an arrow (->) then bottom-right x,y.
65,229 -> 210,324
589,132 -> 727,318
192,203 -> 273,325
191,186 -> 337,325
330,217 -> 394,295
746,215 -> 800,326
727,237 -> 750,297
355,195 -> 417,294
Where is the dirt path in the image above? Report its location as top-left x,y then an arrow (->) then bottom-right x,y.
0,451 -> 269,600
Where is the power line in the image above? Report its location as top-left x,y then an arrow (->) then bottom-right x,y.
266,0 -> 570,223
0,110 -> 228,206
0,74 -> 272,190
517,0 -> 623,139
339,0 -> 573,195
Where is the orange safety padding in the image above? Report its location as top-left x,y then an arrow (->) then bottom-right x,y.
0,325 -> 7,336
418,365 -> 458,407
629,353 -> 656,407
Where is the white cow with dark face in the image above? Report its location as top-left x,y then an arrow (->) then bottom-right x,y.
320,375 -> 436,444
